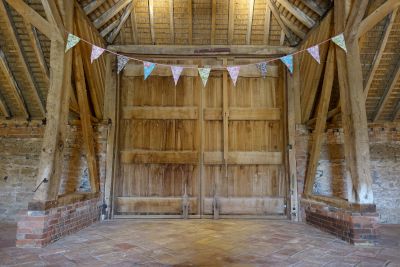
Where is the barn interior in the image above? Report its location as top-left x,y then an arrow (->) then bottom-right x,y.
0,0 -> 400,266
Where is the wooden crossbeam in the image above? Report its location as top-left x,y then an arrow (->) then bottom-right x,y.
1,1 -> 45,117
40,0 -> 64,38
84,0 -> 107,15
188,0 -> 193,45
100,19 -> 119,37
364,9 -> 397,100
211,0 -> 216,44
267,0 -> 296,46
276,0 -> 314,28
372,59 -> 400,122
228,0 -> 235,44
93,0 -> 131,29
264,3 -> 271,44
358,0 -> 400,37
0,49 -> 29,118
3,0 -> 53,40
299,0 -> 324,16
73,46 -> 100,193
108,2 -> 133,43
169,0 -> 175,44
148,0 -> 155,44
304,45 -> 335,196
246,0 -> 255,44
130,2 -> 138,44
0,92 -> 10,118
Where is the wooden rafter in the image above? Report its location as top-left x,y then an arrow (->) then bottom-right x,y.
25,23 -> 50,81
3,0 -> 53,40
228,0 -> 235,44
148,0 -> 155,44
280,14 -> 306,39
100,19 -> 119,37
0,92 -> 10,118
276,0 -> 314,28
211,0 -> 216,44
188,0 -> 193,45
107,2 -> 133,43
130,2 -> 138,44
391,96 -> 400,121
246,0 -> 255,45
84,0 -> 107,15
300,0 -> 324,16
267,0 -> 296,46
372,59 -> 400,122
264,3 -> 271,44
358,0 -> 400,37
0,1 -> 45,117
40,0 -> 64,38
169,0 -> 174,44
93,0 -> 131,29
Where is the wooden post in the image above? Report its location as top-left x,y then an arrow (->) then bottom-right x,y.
73,45 -> 100,193
33,1 -> 74,202
334,0 -> 373,204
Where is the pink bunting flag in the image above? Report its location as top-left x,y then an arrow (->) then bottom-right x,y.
227,66 -> 240,86
65,33 -> 80,52
171,66 -> 184,85
307,45 -> 320,64
90,45 -> 105,63
117,55 -> 130,74
332,33 -> 347,53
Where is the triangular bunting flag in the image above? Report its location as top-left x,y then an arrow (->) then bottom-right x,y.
117,55 -> 130,74
65,33 -> 80,52
91,45 -> 105,63
332,33 -> 347,53
307,45 -> 320,64
280,55 -> 293,74
144,61 -> 156,80
227,66 -> 240,86
256,62 -> 268,78
198,68 -> 211,87
171,66 -> 184,85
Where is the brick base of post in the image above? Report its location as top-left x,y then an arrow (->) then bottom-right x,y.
16,194 -> 102,248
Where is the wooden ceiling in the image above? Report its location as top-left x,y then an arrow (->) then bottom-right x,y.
0,0 -> 399,125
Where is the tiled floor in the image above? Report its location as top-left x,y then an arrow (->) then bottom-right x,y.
1,220 -> 400,266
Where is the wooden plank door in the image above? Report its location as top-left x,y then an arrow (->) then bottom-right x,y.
202,66 -> 286,217
114,68 -> 201,218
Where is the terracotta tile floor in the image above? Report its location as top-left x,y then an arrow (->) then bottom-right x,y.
1,220 -> 400,266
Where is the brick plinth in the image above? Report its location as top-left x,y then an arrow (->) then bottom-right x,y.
16,196 -> 101,248
301,199 -> 379,245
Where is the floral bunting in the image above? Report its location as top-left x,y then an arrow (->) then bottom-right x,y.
117,55 -> 130,74
198,68 -> 211,87
171,66 -> 184,85
227,66 -> 240,86
65,33 -> 80,52
256,62 -> 268,78
280,55 -> 293,74
307,45 -> 320,64
91,45 -> 105,63
144,61 -> 156,80
332,33 -> 347,53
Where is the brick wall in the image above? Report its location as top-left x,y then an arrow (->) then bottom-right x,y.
0,122 -> 108,222
296,123 -> 400,224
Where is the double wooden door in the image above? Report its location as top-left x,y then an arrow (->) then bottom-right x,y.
114,63 -> 286,218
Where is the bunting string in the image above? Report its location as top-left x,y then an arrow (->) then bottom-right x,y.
64,29 -> 347,85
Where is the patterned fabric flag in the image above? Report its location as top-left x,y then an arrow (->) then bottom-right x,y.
117,55 -> 130,74
65,33 -> 80,52
90,45 -> 105,63
227,66 -> 240,86
171,66 -> 184,85
144,61 -> 156,80
198,68 -> 211,87
307,45 -> 320,64
280,55 -> 293,74
332,33 -> 347,53
256,62 -> 268,78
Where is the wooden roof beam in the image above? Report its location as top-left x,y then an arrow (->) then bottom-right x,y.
280,14 -> 306,39
364,9 -> 397,100
211,0 -> 216,44
246,0 -> 255,45
0,1 -> 45,117
93,0 -> 132,29
84,0 -> 107,15
299,0 -> 324,16
228,0 -> 235,44
0,50 -> 29,118
169,0 -> 174,44
372,59 -> 400,122
0,93 -> 10,118
100,19 -> 119,37
188,0 -> 193,45
391,97 -> 400,121
40,0 -> 65,39
264,3 -> 271,44
358,0 -> 400,37
107,2 -> 133,43
130,2 -> 138,44
276,0 -> 315,28
148,0 -> 155,44
267,0 -> 297,46
3,0 -> 53,40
